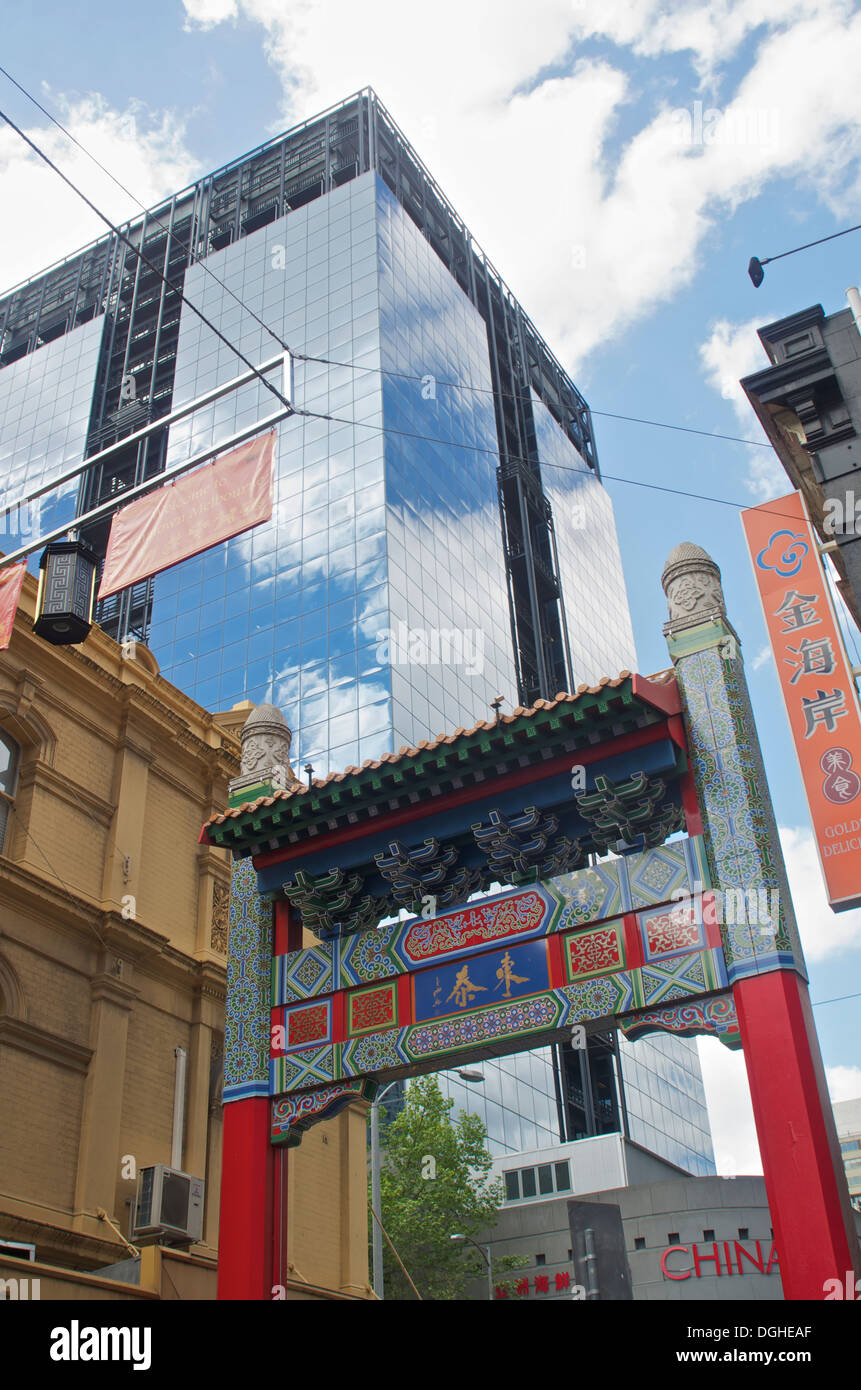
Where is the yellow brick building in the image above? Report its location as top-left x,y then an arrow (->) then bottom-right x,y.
0,572 -> 371,1299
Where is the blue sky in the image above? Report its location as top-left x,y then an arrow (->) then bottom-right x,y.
2,0 -> 860,1167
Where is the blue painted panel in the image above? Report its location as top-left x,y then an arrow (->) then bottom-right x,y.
412,940 -> 550,1024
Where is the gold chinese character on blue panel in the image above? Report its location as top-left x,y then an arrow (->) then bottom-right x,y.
413,941 -> 549,1023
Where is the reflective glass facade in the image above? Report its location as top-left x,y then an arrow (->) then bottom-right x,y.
618,1032 -> 715,1175
150,174 -> 516,771
532,394 -> 638,683
0,318 -> 105,574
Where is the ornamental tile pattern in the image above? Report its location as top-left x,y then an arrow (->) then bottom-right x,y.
564,920 -> 626,981
560,971 -> 642,1022
639,947 -> 726,1007
271,942 -> 335,1006
340,1028 -> 409,1076
224,857 -> 272,1100
270,1044 -> 336,1094
348,982 -> 398,1035
282,999 -> 332,1052
672,639 -> 805,983
638,898 -> 707,962
404,992 -> 564,1061
619,992 -> 741,1050
271,1079 -> 378,1146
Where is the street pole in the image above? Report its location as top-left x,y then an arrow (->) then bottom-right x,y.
450,1232 -> 493,1299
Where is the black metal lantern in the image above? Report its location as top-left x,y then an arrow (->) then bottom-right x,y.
33,538 -> 98,645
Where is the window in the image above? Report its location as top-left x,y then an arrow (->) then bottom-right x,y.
0,732 -> 19,854
554,1161 -> 571,1192
667,1233 -> 680,1244
536,1253 -> 546,1267
703,1229 -> 715,1242
503,1159 -> 573,1203
738,1227 -> 749,1241
634,1238 -> 646,1251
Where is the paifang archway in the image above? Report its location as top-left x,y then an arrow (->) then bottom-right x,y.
202,545 -> 861,1302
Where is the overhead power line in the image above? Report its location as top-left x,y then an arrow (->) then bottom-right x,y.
0,64 -> 294,358
0,104 -> 293,414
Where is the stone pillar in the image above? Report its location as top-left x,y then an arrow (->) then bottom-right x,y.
338,1101 -> 372,1296
663,541 -> 861,1299
73,965 -> 137,1231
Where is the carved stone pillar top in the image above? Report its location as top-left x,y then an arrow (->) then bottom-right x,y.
661,541 -> 726,633
228,702 -> 299,804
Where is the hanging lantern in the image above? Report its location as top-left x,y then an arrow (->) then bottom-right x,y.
33,538 -> 98,646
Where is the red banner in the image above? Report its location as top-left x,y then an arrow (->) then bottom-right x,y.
741,491 -> 861,911
98,430 -> 276,600
0,562 -> 26,651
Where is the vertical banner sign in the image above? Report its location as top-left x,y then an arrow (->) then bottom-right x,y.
0,562 -> 27,650
98,430 -> 277,600
741,491 -> 861,911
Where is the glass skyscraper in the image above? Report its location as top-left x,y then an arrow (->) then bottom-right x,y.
0,90 -> 714,1176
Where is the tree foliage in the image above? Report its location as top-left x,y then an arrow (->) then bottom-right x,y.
373,1074 -> 517,1300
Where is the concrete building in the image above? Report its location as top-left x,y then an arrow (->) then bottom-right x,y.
0,572 -> 370,1298
741,298 -> 861,633
479,1133 -> 861,1301
834,1097 -> 861,1210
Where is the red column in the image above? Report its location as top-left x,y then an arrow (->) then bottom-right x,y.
217,1096 -> 274,1300
734,970 -> 861,1300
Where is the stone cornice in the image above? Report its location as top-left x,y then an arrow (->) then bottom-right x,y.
20,760 -> 117,827
90,970 -> 140,1009
0,1015 -> 92,1072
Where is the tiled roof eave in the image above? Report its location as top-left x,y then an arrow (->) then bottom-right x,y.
202,673 -> 678,851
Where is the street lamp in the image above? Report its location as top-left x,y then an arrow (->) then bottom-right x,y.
450,1232 -> 493,1302
370,1068 -> 485,1299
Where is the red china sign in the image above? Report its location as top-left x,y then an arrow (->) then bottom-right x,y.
741,491 -> 861,911
662,1240 -> 778,1280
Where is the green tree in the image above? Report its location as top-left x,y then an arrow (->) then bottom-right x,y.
372,1074 -> 522,1300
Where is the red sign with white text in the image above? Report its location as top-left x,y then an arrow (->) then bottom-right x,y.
741,491 -> 861,911
98,430 -> 276,600
0,561 -> 26,651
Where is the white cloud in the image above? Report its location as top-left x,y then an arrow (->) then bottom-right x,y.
827,1065 -> 861,1103
182,0 -> 238,28
697,1036 -> 762,1175
179,0 -> 861,376
780,825 -> 861,963
700,317 -> 792,498
0,93 -> 199,292
751,643 -> 772,670
696,1045 -> 861,1177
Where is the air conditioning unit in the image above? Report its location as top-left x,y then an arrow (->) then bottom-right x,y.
133,1165 -> 205,1243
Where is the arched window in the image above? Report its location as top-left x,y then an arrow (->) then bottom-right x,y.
0,730 -> 20,854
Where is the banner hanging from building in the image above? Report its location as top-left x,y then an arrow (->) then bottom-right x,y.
98,430 -> 276,600
741,490 -> 861,911
0,561 -> 26,651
